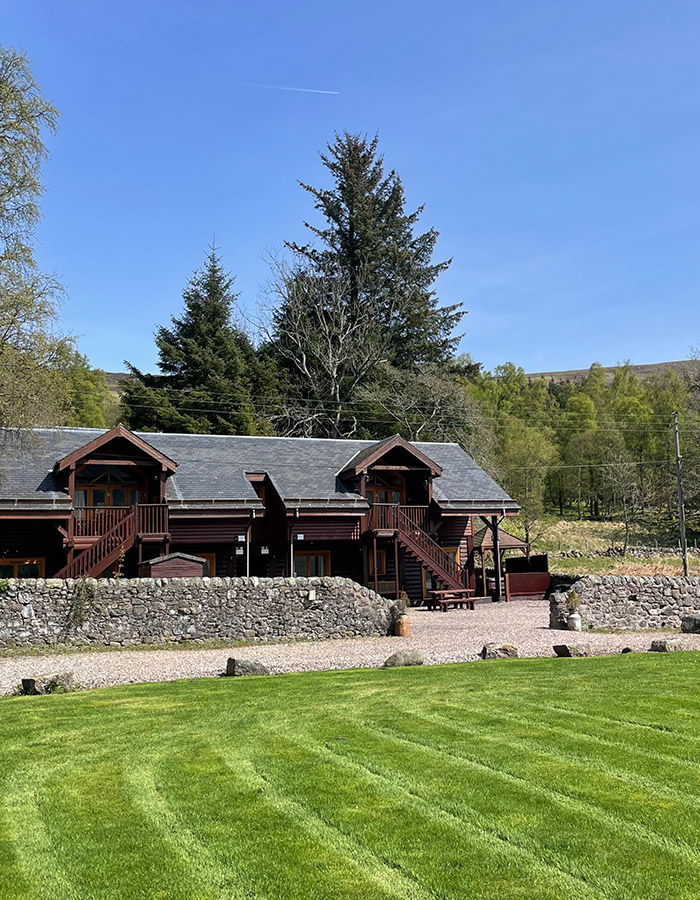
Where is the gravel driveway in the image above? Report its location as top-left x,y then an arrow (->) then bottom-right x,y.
2,599 -> 699,695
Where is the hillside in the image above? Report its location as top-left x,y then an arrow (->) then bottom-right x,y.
525,359 -> 696,383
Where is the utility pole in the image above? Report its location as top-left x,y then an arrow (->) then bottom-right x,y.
672,411 -> 689,577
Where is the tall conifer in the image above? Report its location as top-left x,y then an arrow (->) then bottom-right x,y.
286,132 -> 464,368
122,248 -> 276,434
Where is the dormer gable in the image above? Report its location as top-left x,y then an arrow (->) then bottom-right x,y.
54,425 -> 178,474
337,434 -> 442,479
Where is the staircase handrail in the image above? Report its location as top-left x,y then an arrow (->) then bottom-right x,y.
55,509 -> 136,579
396,507 -> 469,587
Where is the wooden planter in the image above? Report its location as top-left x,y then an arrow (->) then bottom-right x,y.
395,614 -> 410,637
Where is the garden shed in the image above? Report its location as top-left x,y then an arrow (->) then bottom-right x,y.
137,552 -> 207,578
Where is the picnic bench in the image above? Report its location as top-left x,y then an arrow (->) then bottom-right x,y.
427,588 -> 476,612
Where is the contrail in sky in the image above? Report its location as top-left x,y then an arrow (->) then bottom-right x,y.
244,82 -> 340,95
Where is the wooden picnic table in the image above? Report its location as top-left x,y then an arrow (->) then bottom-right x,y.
427,588 -> 475,612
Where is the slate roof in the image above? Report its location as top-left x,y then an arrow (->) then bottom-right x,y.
0,428 -> 519,514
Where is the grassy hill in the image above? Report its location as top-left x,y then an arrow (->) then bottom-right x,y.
4,657 -> 700,898
525,359 -> 696,383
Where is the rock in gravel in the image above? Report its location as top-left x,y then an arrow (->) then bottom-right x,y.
553,644 -> 589,658
649,638 -> 682,653
382,650 -> 424,668
681,615 -> 700,634
480,642 -> 519,660
20,672 -> 76,695
621,647 -> 633,654
225,658 -> 270,677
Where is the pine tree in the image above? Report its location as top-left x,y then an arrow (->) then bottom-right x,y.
286,132 -> 464,369
122,248 -> 277,434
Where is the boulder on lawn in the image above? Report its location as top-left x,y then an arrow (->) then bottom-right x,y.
225,658 -> 270,677
383,650 -> 424,668
649,638 -> 682,653
480,642 -> 519,660
20,672 -> 75,695
553,643 -> 589,658
681,615 -> 700,634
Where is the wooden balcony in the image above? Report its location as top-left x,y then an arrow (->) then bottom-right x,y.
368,504 -> 429,534
69,504 -> 169,547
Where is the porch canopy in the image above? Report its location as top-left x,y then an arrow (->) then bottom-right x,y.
472,526 -> 529,554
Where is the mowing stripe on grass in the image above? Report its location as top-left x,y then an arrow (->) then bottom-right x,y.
152,743 -> 411,900
342,713 -> 700,869
411,707 -> 700,843
0,765 -> 42,900
124,761 -> 255,900
37,759 -> 197,900
254,728 -> 610,900
2,762 -> 84,900
301,715 -> 698,899
428,694 -> 700,784
509,697 -> 700,765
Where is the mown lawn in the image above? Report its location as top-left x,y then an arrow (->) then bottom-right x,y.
3,655 -> 700,900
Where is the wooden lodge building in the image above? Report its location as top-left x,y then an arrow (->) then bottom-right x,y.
0,426 -> 521,604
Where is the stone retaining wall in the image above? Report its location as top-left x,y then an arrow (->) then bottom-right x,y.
0,576 -> 396,648
549,574 -> 700,630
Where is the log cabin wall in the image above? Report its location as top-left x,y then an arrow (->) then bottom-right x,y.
439,515 -> 473,567
402,551 -> 424,605
0,520 -> 66,577
169,517 -> 250,544
291,517 -> 362,541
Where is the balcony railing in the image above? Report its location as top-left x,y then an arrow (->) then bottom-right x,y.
72,504 -> 168,539
369,504 -> 429,532
137,503 -> 168,536
73,506 -> 130,538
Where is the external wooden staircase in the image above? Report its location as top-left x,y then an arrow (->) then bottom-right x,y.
54,509 -> 136,579
370,504 -> 469,591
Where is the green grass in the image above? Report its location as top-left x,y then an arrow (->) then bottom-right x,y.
4,656 -> 700,899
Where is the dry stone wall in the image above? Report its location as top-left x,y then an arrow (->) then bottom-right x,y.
0,576 -> 396,648
549,574 -> 700,630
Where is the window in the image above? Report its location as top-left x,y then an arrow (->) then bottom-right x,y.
75,464 -> 145,507
366,473 -> 405,506
422,547 -> 459,596
293,551 -> 331,577
368,550 -> 387,576
0,558 -> 45,578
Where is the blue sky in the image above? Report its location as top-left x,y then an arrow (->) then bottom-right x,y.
4,0 -> 700,374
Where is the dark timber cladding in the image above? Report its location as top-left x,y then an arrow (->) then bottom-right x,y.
0,426 -> 519,603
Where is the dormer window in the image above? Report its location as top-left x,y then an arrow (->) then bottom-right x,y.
74,465 -> 145,508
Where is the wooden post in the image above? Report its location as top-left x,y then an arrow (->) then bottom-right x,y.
673,411 -> 689,577
394,536 -> 400,599
373,534 -> 379,594
360,473 -> 367,531
466,528 -> 475,590
245,514 -> 252,577
159,467 -> 167,502
492,515 -> 502,601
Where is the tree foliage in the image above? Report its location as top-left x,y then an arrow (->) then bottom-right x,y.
122,247 -> 278,434
287,133 -> 464,368
0,46 -> 73,428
